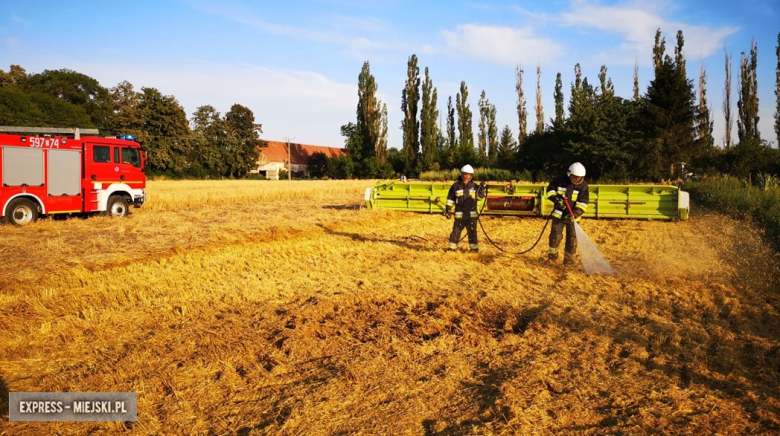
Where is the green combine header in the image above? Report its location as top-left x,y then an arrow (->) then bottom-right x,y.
365,181 -> 689,220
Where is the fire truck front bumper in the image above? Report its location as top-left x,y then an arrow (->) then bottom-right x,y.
132,189 -> 146,208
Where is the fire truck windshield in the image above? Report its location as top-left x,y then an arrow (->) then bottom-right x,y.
122,148 -> 141,167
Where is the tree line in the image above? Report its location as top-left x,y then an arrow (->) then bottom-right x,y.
3,27 -> 779,182
0,66 -> 262,178
339,29 -> 780,182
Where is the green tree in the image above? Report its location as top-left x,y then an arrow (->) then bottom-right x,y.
553,72 -> 564,130
307,152 -> 328,178
357,61 -> 382,164
444,96 -> 457,168
724,47 -> 734,149
378,102 -> 388,165
515,65 -> 528,146
0,65 -> 27,87
696,63 -> 714,151
643,29 -> 698,178
224,104 -> 262,178
455,81 -> 475,166
21,68 -> 112,133
775,32 -> 780,147
737,39 -> 760,142
535,65 -> 544,134
478,90 -> 489,162
420,67 -> 439,171
401,54 -> 420,175
136,87 -> 192,174
108,81 -> 143,137
190,105 -> 227,177
0,86 -> 92,127
487,101 -> 497,167
496,125 -> 517,169
633,61 -> 640,101
598,65 -> 614,98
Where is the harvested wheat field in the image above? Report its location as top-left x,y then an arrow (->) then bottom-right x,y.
1,179 -> 780,435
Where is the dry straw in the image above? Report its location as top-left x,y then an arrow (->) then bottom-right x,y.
1,180 -> 779,434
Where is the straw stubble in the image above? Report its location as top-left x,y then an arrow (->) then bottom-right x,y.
0,180 -> 778,435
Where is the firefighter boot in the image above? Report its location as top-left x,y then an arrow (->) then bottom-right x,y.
547,248 -> 559,262
564,253 -> 577,267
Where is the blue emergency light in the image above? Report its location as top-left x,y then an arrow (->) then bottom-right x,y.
118,135 -> 136,141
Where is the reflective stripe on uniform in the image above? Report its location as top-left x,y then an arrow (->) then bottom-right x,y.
455,189 -> 464,197
572,190 -> 579,201
449,242 -> 458,249
455,212 -> 463,218
548,247 -> 558,254
576,201 -> 588,210
469,243 -> 478,250
469,188 -> 476,198
557,187 -> 566,195
470,211 -> 479,218
552,209 -> 563,219
546,190 -> 557,198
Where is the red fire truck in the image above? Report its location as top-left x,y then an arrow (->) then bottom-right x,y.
0,126 -> 146,226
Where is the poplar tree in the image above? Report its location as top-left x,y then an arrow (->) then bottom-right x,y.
456,81 -> 475,166
487,102 -> 498,166
357,61 -> 381,161
478,90 -> 489,161
633,60 -> 640,101
598,65 -> 614,98
535,65 -> 544,134
446,96 -> 457,168
515,65 -> 527,145
724,47 -> 733,149
697,63 -> 714,149
737,39 -> 760,142
378,102 -> 388,164
775,32 -> 780,147
553,72 -> 564,130
401,54 -> 421,174
420,67 -> 438,171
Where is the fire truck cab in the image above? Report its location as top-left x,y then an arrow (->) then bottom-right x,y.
0,126 -> 146,226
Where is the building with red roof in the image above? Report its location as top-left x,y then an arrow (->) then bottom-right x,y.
252,140 -> 348,179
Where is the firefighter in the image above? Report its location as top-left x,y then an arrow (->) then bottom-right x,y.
546,162 -> 589,265
445,165 -> 486,251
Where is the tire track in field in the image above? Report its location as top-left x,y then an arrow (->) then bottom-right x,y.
0,200 -> 424,292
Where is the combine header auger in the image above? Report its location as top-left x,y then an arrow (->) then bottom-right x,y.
365,181 -> 690,221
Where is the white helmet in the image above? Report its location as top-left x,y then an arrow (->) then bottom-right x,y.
567,162 -> 586,177
460,164 -> 474,174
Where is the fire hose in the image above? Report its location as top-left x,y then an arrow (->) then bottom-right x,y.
447,185 -> 556,255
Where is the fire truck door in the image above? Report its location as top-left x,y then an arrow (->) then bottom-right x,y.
2,147 -> 44,187
46,149 -> 82,213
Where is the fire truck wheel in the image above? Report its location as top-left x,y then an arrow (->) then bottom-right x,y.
6,198 -> 39,226
106,195 -> 129,218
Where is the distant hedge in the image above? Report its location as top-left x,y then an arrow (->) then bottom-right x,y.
684,175 -> 780,251
420,168 -> 533,182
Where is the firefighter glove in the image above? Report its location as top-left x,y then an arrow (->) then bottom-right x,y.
562,214 -> 574,223
554,198 -> 566,210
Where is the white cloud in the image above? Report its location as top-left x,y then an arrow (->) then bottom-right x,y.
441,24 -> 563,65
3,37 -> 21,51
70,59 -> 358,147
561,1 -> 737,65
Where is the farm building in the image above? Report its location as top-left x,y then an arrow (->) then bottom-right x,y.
252,140 -> 347,179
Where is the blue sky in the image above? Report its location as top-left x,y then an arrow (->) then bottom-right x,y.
1,0 -> 778,149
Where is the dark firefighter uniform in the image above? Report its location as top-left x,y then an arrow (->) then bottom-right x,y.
546,174 -> 589,264
446,178 -> 486,251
